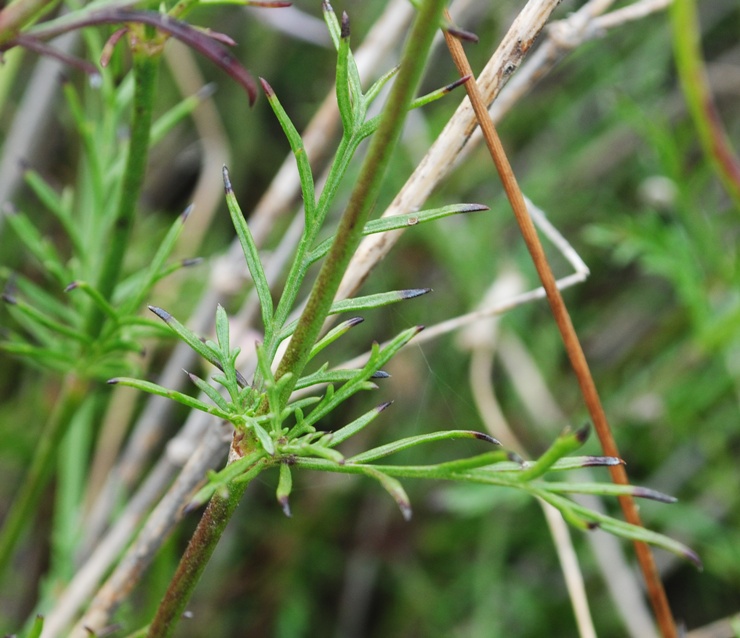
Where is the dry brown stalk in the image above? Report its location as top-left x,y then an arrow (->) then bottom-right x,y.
442,11 -> 677,638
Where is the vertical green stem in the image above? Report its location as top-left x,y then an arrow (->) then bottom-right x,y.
671,0 -> 740,208
146,2 -> 447,634
85,50 -> 160,338
272,0 -> 447,409
0,374 -> 88,575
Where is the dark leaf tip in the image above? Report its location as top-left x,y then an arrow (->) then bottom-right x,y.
1,293 -> 17,305
107,378 -> 119,384
64,282 -> 78,292
371,370 -> 390,379
462,203 -> 490,212
399,502 -> 412,522
259,77 -> 275,97
181,204 -> 194,221
445,75 -> 471,92
197,82 -> 218,100
472,431 -> 500,445
377,400 -> 393,412
446,26 -> 479,43
508,451 -> 525,465
347,316 -> 364,327
632,487 -> 677,504
279,496 -> 292,517
149,305 -> 171,322
341,11 -> 350,39
222,165 -> 233,193
402,288 -> 432,299
575,422 -> 591,444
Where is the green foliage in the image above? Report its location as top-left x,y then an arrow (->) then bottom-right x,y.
0,0 -> 735,636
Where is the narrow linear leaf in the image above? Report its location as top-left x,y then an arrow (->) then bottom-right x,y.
214,304 -> 231,355
2,271 -> 77,326
109,376 -> 230,420
360,466 -> 412,521
187,371 -> 231,412
349,430 -> 499,463
539,481 -> 677,503
320,401 -> 392,447
280,290 -> 430,339
308,316 -> 364,361
307,204 -> 487,266
223,166 -> 274,330
516,424 -> 590,482
3,295 -> 91,345
4,209 -> 70,286
257,82 -> 316,223
148,305 -> 221,368
363,64 -> 399,107
300,326 -> 423,429
537,490 -> 702,569
294,367 -> 388,392
251,422 -> 275,455
335,13 -> 354,134
0,342 -> 75,369
288,442 -> 344,463
357,76 -> 471,141
150,84 -> 217,145
119,205 -> 192,315
66,281 -> 119,322
322,0 -> 342,49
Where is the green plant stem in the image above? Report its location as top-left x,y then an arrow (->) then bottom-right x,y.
671,0 -> 740,209
146,456 -> 266,638
271,0 -> 447,411
85,50 -> 160,339
146,2 -> 447,633
0,374 -> 88,575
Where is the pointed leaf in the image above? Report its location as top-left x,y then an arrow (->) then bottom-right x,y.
119,205 -> 191,314
349,430 -> 499,463
307,204 -> 488,265
360,466 -> 412,521
222,167 -> 274,332
280,290 -> 430,339
320,401 -> 392,447
187,371 -> 231,412
109,376 -> 230,420
148,306 -> 222,369
258,81 -> 315,223
295,367 -> 388,392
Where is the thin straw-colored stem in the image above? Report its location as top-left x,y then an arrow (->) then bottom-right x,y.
442,15 -> 677,638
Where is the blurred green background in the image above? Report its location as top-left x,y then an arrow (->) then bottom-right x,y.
1,0 -> 739,636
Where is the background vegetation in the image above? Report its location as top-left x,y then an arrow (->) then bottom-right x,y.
0,0 -> 738,636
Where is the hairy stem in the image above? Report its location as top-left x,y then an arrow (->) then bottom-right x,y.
145,457 -> 266,638
272,0 -> 447,410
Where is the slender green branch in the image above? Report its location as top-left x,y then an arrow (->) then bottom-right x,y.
671,0 -> 740,208
272,0 -> 448,410
85,50 -> 160,339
